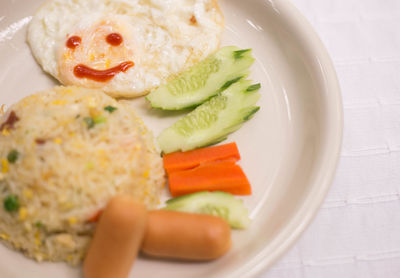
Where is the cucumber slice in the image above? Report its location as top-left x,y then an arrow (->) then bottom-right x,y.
157,80 -> 261,153
163,191 -> 251,229
146,46 -> 255,110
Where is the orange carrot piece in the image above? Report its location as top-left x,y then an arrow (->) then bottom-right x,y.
163,142 -> 240,174
168,160 -> 251,197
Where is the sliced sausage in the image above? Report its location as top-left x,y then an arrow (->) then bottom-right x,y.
141,210 -> 231,260
83,196 -> 147,278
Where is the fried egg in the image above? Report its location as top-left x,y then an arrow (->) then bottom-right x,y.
27,0 -> 224,98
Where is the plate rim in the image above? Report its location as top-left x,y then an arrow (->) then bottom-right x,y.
0,0 -> 343,276
230,0 -> 343,276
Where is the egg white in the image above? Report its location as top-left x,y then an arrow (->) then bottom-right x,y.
27,0 -> 224,98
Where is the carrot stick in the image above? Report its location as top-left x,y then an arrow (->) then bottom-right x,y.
163,142 -> 240,174
168,160 -> 251,197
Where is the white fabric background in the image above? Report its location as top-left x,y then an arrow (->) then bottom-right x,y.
262,0 -> 400,277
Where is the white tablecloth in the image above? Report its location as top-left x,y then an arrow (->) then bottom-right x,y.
263,0 -> 400,277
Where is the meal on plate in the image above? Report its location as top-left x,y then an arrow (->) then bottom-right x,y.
0,0 -> 263,274
27,0 -> 224,98
0,86 -> 165,265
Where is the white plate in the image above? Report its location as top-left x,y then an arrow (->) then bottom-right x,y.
0,0 -> 342,277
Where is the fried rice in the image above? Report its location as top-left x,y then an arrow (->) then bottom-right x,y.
0,86 -> 165,265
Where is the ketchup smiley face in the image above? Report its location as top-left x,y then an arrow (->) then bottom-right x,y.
64,30 -> 134,83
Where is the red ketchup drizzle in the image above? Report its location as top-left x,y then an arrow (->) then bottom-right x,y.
73,61 -> 134,82
106,33 -> 123,46
0,111 -> 19,131
66,36 -> 82,49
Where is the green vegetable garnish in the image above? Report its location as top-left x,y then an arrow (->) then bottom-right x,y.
104,105 -> 117,113
7,150 -> 19,163
83,117 -> 95,129
220,76 -> 243,91
3,195 -> 19,212
243,106 -> 260,121
233,49 -> 251,60
157,80 -> 261,153
84,116 -> 107,129
164,191 -> 251,229
93,116 -> 106,124
246,83 -> 261,92
146,46 -> 255,110
35,221 -> 43,228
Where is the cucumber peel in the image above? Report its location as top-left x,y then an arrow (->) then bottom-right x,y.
163,191 -> 251,229
233,49 -> 251,59
157,79 -> 261,153
146,46 -> 255,110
